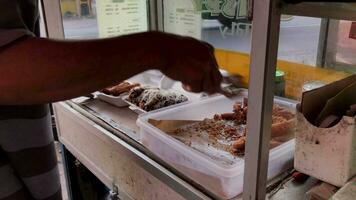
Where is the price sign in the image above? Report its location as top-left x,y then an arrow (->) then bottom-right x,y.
163,0 -> 202,39
96,0 -> 148,38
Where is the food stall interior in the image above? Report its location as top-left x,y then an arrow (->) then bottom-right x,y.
41,0 -> 356,199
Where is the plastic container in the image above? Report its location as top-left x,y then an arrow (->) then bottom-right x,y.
137,93 -> 296,199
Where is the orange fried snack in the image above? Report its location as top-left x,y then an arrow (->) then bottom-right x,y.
102,82 -> 140,96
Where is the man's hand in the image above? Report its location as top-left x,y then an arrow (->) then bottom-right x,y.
0,31 -> 222,105
154,32 -> 223,94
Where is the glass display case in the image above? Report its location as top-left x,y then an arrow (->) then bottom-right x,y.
41,0 -> 356,199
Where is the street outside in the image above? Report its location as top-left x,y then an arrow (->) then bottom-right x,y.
62,16 -> 322,66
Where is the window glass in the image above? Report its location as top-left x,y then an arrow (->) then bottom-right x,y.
162,0 -> 322,66
160,0 -> 355,101
325,20 -> 356,73
60,0 -> 148,39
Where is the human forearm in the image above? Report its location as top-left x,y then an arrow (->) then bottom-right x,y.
0,31 -> 223,105
0,32 -> 161,105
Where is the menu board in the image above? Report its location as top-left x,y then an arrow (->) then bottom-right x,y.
163,0 -> 202,39
96,0 -> 148,38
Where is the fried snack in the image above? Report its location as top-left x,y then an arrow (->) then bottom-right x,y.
214,113 -> 236,121
102,82 -> 140,96
214,100 -> 295,156
215,102 -> 247,125
231,136 -> 246,155
269,140 -> 283,149
170,98 -> 295,157
127,86 -> 188,111
271,105 -> 296,138
271,118 -> 295,141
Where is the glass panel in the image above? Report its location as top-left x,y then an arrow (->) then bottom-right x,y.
159,3 -> 301,198
161,1 -> 322,66
163,0 -> 202,39
162,0 -> 252,52
159,0 -> 355,164
325,20 -> 356,73
335,21 -> 356,66
60,0 -> 149,39
278,16 -> 321,66
160,1 -> 321,103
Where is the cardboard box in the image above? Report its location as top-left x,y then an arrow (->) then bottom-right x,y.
295,75 -> 356,187
295,113 -> 356,186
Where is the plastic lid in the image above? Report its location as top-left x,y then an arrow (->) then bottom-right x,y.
275,70 -> 285,82
303,81 -> 326,92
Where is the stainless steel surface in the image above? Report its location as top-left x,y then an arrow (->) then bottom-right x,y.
269,177 -> 319,200
243,0 -> 282,199
63,101 -> 214,200
282,2 -> 356,21
77,98 -> 140,140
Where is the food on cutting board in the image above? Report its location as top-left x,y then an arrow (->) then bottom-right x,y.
101,82 -> 140,96
127,86 -> 188,111
170,98 -> 295,157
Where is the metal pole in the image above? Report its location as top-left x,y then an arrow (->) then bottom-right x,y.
156,0 -> 164,31
316,18 -> 329,67
281,2 -> 356,21
324,19 -> 339,68
41,0 -> 65,39
76,0 -> 82,18
148,0 -> 158,31
243,0 -> 281,199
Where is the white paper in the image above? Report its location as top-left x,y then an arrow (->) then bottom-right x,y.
96,0 -> 148,38
163,0 -> 202,39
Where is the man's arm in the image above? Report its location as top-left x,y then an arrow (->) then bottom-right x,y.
0,31 -> 222,105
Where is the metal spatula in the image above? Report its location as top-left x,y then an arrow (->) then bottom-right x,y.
148,119 -> 201,132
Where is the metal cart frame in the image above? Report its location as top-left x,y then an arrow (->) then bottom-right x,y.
41,0 -> 356,199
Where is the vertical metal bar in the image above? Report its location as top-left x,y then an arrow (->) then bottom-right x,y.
247,0 -> 254,20
316,18 -> 329,67
41,0 -> 65,39
60,144 -> 75,200
156,0 -> 164,31
243,0 -> 281,199
76,0 -> 82,18
324,19 -> 339,68
38,0 -> 48,37
148,0 -> 158,31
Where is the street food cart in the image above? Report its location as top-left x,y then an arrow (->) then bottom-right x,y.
41,0 -> 356,199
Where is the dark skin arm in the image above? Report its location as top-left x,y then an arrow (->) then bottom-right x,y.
0,31 -> 222,105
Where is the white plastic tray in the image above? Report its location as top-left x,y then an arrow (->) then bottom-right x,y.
137,92 -> 296,199
96,71 -> 201,111
122,95 -> 147,114
96,92 -> 129,107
